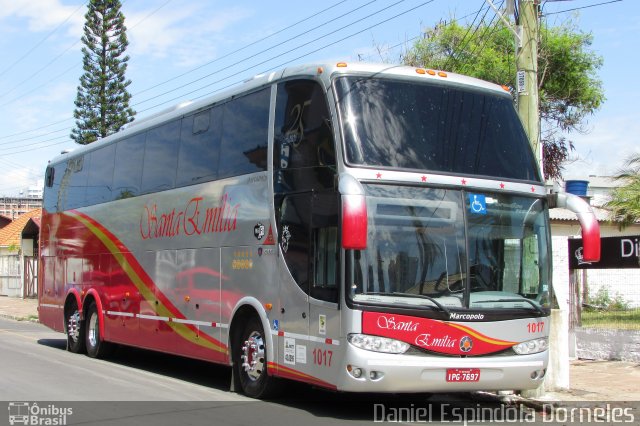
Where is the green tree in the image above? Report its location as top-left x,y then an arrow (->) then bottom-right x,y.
606,154 -> 640,229
402,20 -> 604,180
71,0 -> 135,145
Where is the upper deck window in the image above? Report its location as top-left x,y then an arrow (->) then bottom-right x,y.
335,76 -> 540,182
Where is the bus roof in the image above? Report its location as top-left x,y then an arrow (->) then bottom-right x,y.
49,62 -> 510,165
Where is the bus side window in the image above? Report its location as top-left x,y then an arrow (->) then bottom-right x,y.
141,120 -> 181,194
176,106 -> 222,187
278,191 -> 339,304
64,155 -> 89,210
279,193 -> 311,294
218,88 -> 269,179
274,79 -> 335,171
86,144 -> 116,205
44,163 -> 65,212
113,133 -> 145,200
311,192 -> 339,303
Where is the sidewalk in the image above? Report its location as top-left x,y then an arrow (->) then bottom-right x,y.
541,359 -> 640,402
0,296 -> 38,322
0,295 -> 638,402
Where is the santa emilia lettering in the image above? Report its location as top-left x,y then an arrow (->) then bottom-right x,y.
376,315 -> 419,332
373,315 -> 456,348
365,313 -> 494,354
140,194 -> 240,240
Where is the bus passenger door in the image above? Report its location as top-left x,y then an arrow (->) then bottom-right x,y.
277,192 -> 311,369
277,191 -> 341,385
307,192 -> 341,385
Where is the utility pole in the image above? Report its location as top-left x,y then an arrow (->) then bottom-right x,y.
489,0 -> 564,398
516,0 -> 542,167
486,0 -> 541,165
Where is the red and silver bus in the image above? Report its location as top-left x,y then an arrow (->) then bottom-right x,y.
39,62 -> 600,398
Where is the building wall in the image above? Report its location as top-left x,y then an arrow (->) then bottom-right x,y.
0,197 -> 42,220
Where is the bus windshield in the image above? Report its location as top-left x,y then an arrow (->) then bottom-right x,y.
335,76 -> 540,182
347,184 -> 552,313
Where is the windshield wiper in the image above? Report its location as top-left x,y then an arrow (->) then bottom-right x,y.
471,298 -> 545,315
361,292 -> 450,315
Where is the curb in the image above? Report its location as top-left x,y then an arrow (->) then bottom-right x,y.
472,391 -> 558,412
0,313 -> 39,323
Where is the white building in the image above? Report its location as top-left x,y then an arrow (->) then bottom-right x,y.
548,177 -> 640,310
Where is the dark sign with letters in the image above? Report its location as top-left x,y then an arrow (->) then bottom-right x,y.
568,235 -> 640,269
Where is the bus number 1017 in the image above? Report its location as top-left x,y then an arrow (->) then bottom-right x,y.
527,322 -> 544,333
312,348 -> 333,367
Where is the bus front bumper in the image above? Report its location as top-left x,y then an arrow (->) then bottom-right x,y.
336,345 -> 548,393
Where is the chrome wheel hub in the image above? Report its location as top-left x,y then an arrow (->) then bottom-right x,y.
67,311 -> 81,343
241,331 -> 265,381
87,311 -> 98,347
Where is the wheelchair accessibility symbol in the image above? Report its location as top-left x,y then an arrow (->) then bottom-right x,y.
469,194 -> 487,215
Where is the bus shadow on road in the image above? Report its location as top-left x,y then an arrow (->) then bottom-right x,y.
34,336 -> 484,422
35,337 -> 232,391
104,345 -> 233,391
37,338 -> 66,350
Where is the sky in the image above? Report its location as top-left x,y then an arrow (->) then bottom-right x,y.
0,0 -> 637,197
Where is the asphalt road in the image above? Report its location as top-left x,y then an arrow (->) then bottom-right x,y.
0,317 -> 439,425
0,317 -> 576,426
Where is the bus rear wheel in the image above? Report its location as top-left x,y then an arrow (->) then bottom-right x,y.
65,300 -> 85,354
234,317 -> 282,399
85,301 -> 113,358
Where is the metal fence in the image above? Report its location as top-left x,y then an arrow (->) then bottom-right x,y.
570,269 -> 640,331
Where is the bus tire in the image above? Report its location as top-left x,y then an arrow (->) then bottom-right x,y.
234,317 -> 282,399
85,301 -> 113,359
65,299 -> 85,354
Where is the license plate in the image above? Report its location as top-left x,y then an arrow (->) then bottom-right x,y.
446,368 -> 480,382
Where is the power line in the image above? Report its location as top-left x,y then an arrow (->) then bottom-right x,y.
2,137 -> 69,157
443,1 -> 492,70
0,128 -> 69,149
0,1 -> 87,79
0,0 -> 174,106
0,62 -> 80,108
137,0 -> 431,114
189,0 -> 437,105
456,13 -> 502,75
0,118 -> 72,141
133,0 -> 381,107
356,7 -> 499,63
134,0 -> 348,97
542,0 -> 622,16
0,0 -> 356,140
1,0 -> 436,156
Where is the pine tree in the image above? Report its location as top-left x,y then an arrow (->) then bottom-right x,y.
71,0 -> 135,145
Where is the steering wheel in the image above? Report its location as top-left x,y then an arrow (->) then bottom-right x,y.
434,272 -> 464,294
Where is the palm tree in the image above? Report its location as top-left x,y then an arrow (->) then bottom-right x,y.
606,154 -> 640,229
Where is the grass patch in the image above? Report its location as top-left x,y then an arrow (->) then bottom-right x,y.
581,310 -> 640,330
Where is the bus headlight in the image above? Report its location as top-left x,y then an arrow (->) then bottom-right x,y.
348,333 -> 410,354
513,337 -> 548,355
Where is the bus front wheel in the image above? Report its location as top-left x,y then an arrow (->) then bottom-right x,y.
234,317 -> 282,399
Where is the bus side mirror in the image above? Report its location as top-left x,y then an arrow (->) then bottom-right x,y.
548,192 -> 601,262
339,174 -> 367,250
